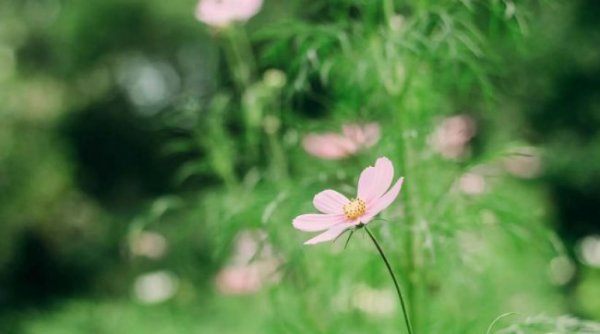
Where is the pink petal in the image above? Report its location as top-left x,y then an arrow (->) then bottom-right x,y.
313,190 -> 349,214
196,0 -> 236,26
342,124 -> 363,143
342,123 -> 380,149
304,224 -> 349,245
196,0 -> 262,26
361,177 -> 404,224
357,157 -> 394,204
293,213 -> 347,232
215,265 -> 262,295
302,134 -> 357,160
232,0 -> 263,21
362,123 -> 381,148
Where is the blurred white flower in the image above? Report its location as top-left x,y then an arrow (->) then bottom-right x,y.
116,56 -> 180,114
263,69 -> 287,89
263,115 -> 281,135
577,235 -> 600,268
548,256 -> 575,285
133,270 -> 178,304
429,115 -> 477,159
195,0 -> 263,27
352,284 -> 396,317
389,15 -> 405,32
214,229 -> 282,295
130,231 -> 168,259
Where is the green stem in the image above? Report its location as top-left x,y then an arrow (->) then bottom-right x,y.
222,27 -> 250,89
237,26 -> 257,78
364,226 -> 414,334
383,0 -> 395,27
393,72 -> 419,329
267,127 -> 287,181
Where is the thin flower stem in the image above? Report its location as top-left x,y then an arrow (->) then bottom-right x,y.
364,226 -> 414,334
237,26 -> 257,78
343,229 -> 354,250
223,27 -> 250,89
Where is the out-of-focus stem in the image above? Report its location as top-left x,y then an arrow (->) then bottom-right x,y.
237,27 -> 257,78
224,27 -> 251,89
221,25 -> 262,161
383,0 -> 395,27
266,88 -> 288,181
268,131 -> 287,181
389,57 -> 420,329
220,32 -> 240,88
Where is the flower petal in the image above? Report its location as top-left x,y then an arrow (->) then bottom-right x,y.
232,0 -> 263,21
342,124 -> 363,143
357,157 -> 394,204
361,177 -> 404,224
302,134 -> 357,160
362,123 -> 381,148
293,213 -> 347,232
342,123 -> 380,149
313,190 -> 349,214
304,224 -> 349,245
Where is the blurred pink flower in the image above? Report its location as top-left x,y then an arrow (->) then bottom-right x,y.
458,172 -> 486,195
195,0 -> 263,27
215,265 -> 262,295
214,230 -> 282,295
302,123 -> 381,160
293,157 -> 404,245
429,115 -> 476,159
503,147 -> 542,179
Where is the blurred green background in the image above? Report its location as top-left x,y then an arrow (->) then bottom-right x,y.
1,0 -> 600,333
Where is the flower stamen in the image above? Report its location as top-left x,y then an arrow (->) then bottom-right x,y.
343,198 -> 366,220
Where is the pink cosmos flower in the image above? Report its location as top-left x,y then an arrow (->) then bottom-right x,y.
214,230 -> 282,295
215,265 -> 263,295
503,147 -> 542,179
302,123 -> 381,160
195,0 -> 263,27
293,157 -> 404,245
428,115 -> 476,160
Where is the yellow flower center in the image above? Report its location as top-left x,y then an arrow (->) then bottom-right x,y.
343,198 -> 366,220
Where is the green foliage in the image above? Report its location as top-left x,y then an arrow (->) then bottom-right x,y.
1,0 -> 599,333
